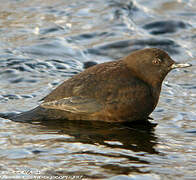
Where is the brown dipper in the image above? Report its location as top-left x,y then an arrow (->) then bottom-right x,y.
11,48 -> 191,122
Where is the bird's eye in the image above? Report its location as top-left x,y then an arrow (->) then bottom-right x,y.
152,58 -> 162,65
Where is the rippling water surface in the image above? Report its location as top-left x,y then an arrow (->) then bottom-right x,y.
0,0 -> 196,179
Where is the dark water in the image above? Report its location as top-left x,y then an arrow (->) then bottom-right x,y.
0,0 -> 196,179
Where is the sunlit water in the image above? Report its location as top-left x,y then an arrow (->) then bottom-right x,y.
0,0 -> 196,179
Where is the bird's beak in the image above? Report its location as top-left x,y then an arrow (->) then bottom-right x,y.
171,62 -> 192,69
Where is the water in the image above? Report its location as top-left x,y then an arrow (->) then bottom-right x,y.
0,0 -> 196,179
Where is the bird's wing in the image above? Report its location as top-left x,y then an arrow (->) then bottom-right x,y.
40,96 -> 102,114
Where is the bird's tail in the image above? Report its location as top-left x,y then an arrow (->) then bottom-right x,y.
0,112 -> 18,120
0,107 -> 46,122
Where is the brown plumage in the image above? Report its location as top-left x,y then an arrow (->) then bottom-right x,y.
9,48 -> 191,122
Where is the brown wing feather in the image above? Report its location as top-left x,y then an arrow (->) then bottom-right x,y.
41,96 -> 102,114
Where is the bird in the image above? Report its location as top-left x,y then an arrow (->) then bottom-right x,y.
2,48 -> 192,122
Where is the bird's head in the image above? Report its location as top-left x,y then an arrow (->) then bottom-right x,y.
123,48 -> 191,87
